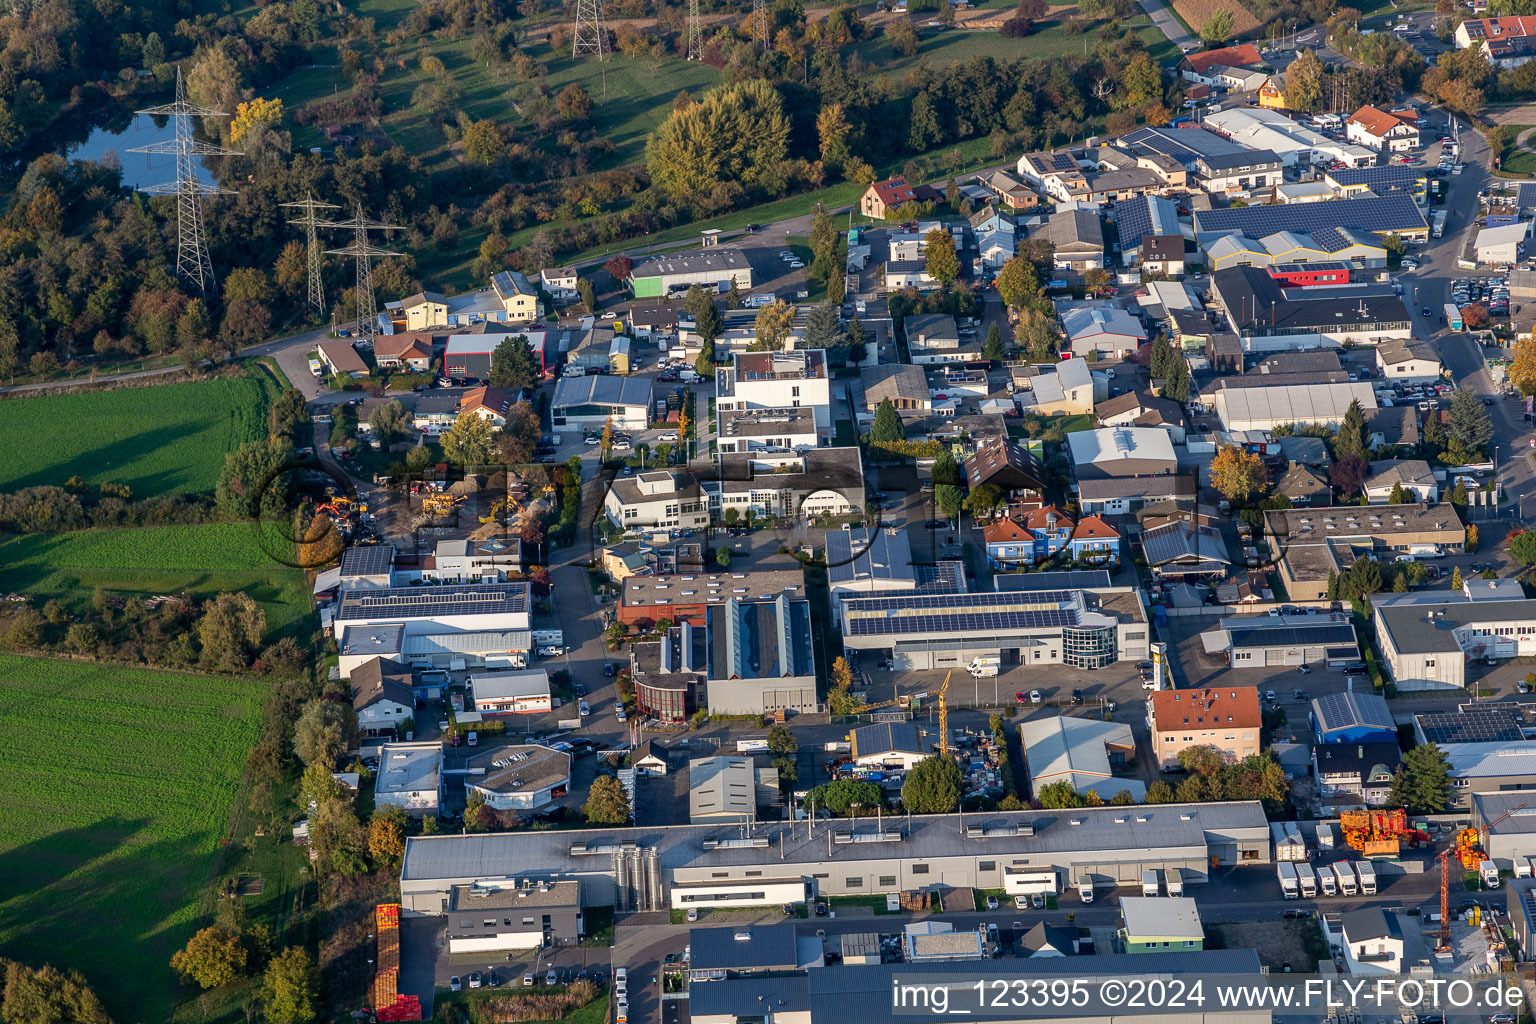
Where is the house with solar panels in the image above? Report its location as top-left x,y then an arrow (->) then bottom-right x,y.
1118,125 -> 1282,195
1201,612 -> 1361,671
1310,691 -> 1395,744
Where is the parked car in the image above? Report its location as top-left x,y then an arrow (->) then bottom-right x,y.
987,895 -> 1000,909
1029,689 -> 1043,703
522,974 -> 535,987
469,973 -> 483,990
451,977 -> 463,992
580,701 -> 591,716
656,432 -> 679,442
546,969 -> 558,986
1014,895 -> 1029,908
1031,892 -> 1045,908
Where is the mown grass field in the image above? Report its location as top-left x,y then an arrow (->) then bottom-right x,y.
0,654 -> 264,1024
0,523 -> 311,636
0,372 -> 278,495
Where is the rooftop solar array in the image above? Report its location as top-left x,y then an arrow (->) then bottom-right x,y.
1194,195 -> 1426,238
1327,165 -> 1428,189
1519,182 -> 1536,210
845,607 -> 1080,637
1225,622 -> 1357,648
994,570 -> 1112,592
1115,195 -> 1180,250
339,544 -> 394,577
337,583 -> 529,620
1312,690 -> 1393,732
842,591 -> 1073,612
1121,126 -> 1248,164
1415,708 -> 1524,744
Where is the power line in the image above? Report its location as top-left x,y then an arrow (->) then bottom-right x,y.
573,0 -> 608,60
130,66 -> 241,295
280,194 -> 341,318
321,209 -> 403,350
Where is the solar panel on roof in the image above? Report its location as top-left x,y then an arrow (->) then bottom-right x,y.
1114,196 -> 1179,251
1327,165 -> 1427,188
1519,183 -> 1536,211
994,571 -> 1112,592
340,545 -> 394,577
1195,196 -> 1426,237
1415,709 -> 1523,744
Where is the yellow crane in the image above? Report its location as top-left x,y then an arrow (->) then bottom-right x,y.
937,669 -> 952,757
421,493 -> 464,517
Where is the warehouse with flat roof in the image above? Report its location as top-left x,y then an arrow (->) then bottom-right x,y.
398,802 -> 1271,915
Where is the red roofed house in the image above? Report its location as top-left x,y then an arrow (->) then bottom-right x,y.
860,176 -> 919,220
982,506 -> 1076,567
1178,44 -> 1265,86
373,332 -> 439,372
1454,15 -> 1536,68
459,386 -> 521,428
1344,105 -> 1420,153
1068,514 -> 1121,566
1148,686 -> 1262,769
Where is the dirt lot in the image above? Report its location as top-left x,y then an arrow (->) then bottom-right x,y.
1206,919 -> 1323,972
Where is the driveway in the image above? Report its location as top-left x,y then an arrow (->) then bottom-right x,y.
1137,0 -> 1193,50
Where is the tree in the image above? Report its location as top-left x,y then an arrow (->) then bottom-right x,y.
935,483 -> 964,520
605,256 -> 634,285
924,229 -> 960,285
869,398 -> 906,445
685,285 -> 723,345
577,278 -> 597,311
753,299 -> 794,351
1209,444 -> 1267,504
646,80 -> 790,201
407,443 -> 433,473
230,97 -> 284,145
909,98 -> 942,155
1285,49 -> 1325,112
584,775 -> 631,823
293,699 -> 358,768
143,31 -> 166,68
1200,8 -> 1234,42
817,102 -> 855,173
1334,399 -> 1369,462
441,409 -> 496,465
267,388 -> 310,442
172,926 -> 248,989
1511,529 -> 1536,566
261,947 -> 319,1024
1144,779 -> 1176,803
803,301 -> 847,354
198,592 -> 267,672
1451,565 -> 1464,590
368,398 -> 409,444
1388,743 -> 1451,814
489,334 -> 540,390
1122,51 -> 1162,107
768,725 -> 799,755
556,83 -> 593,121
1448,386 -> 1493,463
828,656 -> 865,714
1036,779 -> 1085,809
803,778 -> 884,815
1510,334 -> 1536,396
1014,309 -> 1059,362
901,756 -> 962,814
461,119 -> 505,163
995,255 -> 1040,310
1329,455 -> 1369,497
495,400 -> 541,465
887,17 -> 919,56
715,547 -> 732,568
982,322 -> 1007,362
367,805 -> 409,870
963,483 -> 1005,518
1388,482 -> 1409,505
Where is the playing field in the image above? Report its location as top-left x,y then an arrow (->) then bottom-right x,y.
0,523 -> 311,635
0,372 -> 277,496
0,654 -> 264,1024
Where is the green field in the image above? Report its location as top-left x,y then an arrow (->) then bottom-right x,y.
0,372 -> 278,496
0,654 -> 264,1024
0,524 -> 311,636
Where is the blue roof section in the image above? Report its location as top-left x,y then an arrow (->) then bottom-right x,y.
1326,165 -> 1429,190
1115,194 -> 1183,250
1312,690 -> 1395,740
1194,195 -> 1427,239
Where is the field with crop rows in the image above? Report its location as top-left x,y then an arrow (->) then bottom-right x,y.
0,654 -> 263,1024
0,523 -> 311,635
0,371 -> 277,496
1172,0 -> 1261,35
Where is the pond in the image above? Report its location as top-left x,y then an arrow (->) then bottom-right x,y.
64,112 -> 217,190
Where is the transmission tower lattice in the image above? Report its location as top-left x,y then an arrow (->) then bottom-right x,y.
322,210 -> 402,349
572,0 -> 608,60
281,195 -> 341,318
130,66 -> 240,295
687,0 -> 703,60
752,0 -> 768,52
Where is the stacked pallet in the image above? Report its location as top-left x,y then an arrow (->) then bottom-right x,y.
372,904 -> 422,1022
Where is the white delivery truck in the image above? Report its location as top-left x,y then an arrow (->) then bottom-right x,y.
1166,867 -> 1184,897
1077,875 -> 1095,903
1277,862 -> 1299,899
1480,860 -> 1501,888
1313,863 -> 1334,897
1333,862 -> 1357,897
1355,860 -> 1377,895
1142,870 -> 1159,897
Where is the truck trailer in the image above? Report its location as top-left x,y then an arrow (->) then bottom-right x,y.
1297,863 -> 1319,898
1334,862 -> 1357,897
1142,870 -> 1159,897
1277,862 -> 1299,899
1165,867 -> 1184,897
1355,860 -> 1377,895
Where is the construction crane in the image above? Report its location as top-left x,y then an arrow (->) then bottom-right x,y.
1437,801 -> 1526,950
937,670 -> 953,758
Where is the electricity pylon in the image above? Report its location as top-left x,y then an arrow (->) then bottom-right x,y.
322,210 -> 402,349
688,0 -> 703,60
281,194 -> 341,318
130,66 -> 240,295
572,0 -> 608,59
752,0 -> 769,52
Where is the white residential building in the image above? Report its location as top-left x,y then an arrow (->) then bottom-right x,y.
602,470 -> 711,531
715,349 -> 832,433
1375,338 -> 1442,385
374,742 -> 444,817
540,267 -> 579,305
471,669 -> 553,715
1344,106 -> 1420,153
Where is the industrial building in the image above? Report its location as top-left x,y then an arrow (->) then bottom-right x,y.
618,570 -> 807,629
1445,745 -> 1536,809
375,742 -> 445,818
463,744 -> 570,810
1119,896 -> 1204,952
397,802 -> 1273,915
1193,194 -> 1428,241
1311,691 -> 1396,744
332,583 -> 532,639
837,587 -> 1149,672
1199,612 -> 1360,669
550,373 -> 652,432
444,880 -> 582,953
689,756 -> 781,824
628,623 -> 709,722
1264,503 -> 1466,601
1211,266 -> 1412,353
628,247 -> 753,299
849,722 -> 930,770
1375,597 -> 1536,690
706,594 -> 817,716
1476,793 -> 1536,869
1017,716 -> 1143,801
470,669 -> 552,715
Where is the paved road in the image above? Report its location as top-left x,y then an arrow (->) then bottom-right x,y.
0,362 -> 191,395
241,323 -> 343,403
1137,0 -> 1193,50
